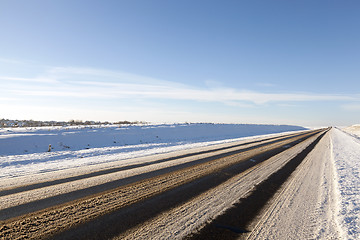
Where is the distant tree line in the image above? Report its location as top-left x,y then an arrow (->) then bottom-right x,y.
0,119 -> 146,128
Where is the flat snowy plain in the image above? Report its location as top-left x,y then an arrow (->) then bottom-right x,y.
0,123 -> 359,239
0,123 -> 305,179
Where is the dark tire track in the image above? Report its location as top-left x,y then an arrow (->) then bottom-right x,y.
187,129 -> 329,240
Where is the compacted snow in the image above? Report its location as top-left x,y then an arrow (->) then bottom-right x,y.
0,123 -> 306,179
331,128 -> 360,239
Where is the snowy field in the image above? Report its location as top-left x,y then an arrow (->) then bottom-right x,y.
0,123 -> 306,179
331,127 -> 360,239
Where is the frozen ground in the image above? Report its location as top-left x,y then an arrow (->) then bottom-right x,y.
331,128 -> 360,239
0,123 -> 305,179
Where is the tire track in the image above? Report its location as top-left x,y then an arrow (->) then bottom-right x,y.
245,129 -> 339,240
187,129 -> 329,240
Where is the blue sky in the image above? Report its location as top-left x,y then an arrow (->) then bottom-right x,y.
1,0 -> 359,126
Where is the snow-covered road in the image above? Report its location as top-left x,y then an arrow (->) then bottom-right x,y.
115,130 -> 324,240
234,128 -> 360,240
245,129 -> 341,239
0,127 -> 320,239
0,124 -> 359,240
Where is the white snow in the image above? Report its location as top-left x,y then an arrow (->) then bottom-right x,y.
0,123 -> 306,180
331,128 -> 360,239
343,124 -> 360,138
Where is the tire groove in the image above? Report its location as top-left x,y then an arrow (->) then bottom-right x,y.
187,128 -> 329,240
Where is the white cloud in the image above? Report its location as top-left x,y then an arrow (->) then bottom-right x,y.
277,103 -> 297,107
3,66 -> 356,106
256,82 -> 276,87
342,104 -> 360,111
0,76 -> 58,84
0,97 -> 19,102
0,58 -> 24,64
0,102 -> 298,124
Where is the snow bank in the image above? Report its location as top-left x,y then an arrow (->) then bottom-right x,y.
0,123 -> 306,179
343,124 -> 360,138
331,128 -> 360,239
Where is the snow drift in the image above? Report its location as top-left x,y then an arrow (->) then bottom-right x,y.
331,128 -> 360,239
343,124 -> 360,138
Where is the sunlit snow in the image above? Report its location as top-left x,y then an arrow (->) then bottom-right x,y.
331,128 -> 360,239
0,123 -> 305,179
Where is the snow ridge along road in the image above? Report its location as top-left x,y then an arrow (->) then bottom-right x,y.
0,128 -> 325,239
331,128 -> 360,239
